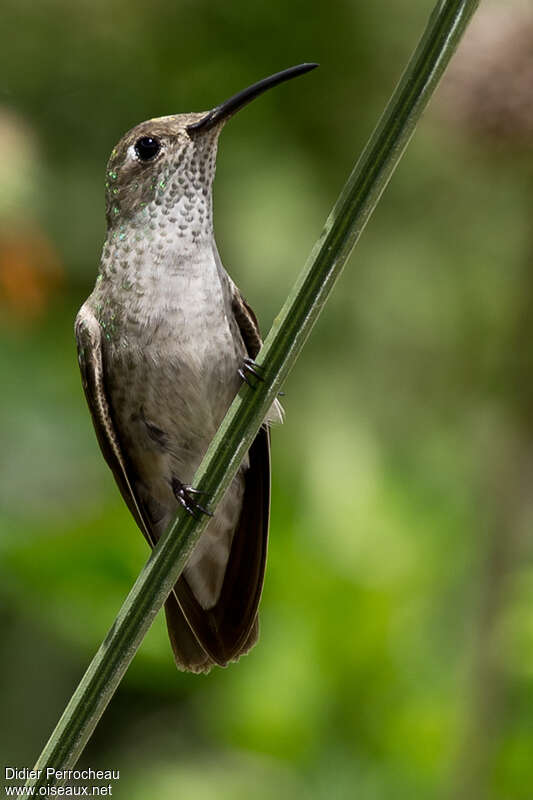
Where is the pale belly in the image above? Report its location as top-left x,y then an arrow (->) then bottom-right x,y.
103,310 -> 244,508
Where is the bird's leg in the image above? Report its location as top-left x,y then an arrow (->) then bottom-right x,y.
172,478 -> 213,518
238,358 -> 285,397
238,357 -> 265,387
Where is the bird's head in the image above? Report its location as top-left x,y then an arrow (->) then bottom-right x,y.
103,64 -> 318,240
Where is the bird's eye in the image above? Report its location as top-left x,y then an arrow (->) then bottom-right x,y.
134,136 -> 161,161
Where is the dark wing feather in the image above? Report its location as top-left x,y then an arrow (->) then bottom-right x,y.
231,290 -> 263,358
75,306 -> 150,540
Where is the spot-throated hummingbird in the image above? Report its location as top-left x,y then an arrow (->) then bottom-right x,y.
75,63 -> 318,673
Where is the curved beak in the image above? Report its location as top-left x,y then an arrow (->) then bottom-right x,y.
187,63 -> 318,134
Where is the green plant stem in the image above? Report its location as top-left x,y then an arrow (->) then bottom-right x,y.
26,0 -> 479,790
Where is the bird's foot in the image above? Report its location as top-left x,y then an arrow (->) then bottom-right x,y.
238,357 -> 265,388
238,358 -> 285,397
172,479 -> 213,518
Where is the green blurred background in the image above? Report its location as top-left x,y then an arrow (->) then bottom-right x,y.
2,1 -> 532,798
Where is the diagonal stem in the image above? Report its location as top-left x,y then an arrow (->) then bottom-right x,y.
26,0 -> 479,791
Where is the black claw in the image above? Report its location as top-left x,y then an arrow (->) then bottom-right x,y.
172,479 -> 213,518
239,357 -> 265,388
243,357 -> 265,380
193,502 -> 213,517
184,486 -> 208,496
238,367 -> 255,388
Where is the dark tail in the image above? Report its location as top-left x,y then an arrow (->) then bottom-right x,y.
164,595 -> 259,673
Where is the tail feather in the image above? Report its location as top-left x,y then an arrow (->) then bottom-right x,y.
165,595 -> 259,673
164,596 -> 213,674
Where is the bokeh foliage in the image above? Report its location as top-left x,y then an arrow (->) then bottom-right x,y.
1,1 -> 532,798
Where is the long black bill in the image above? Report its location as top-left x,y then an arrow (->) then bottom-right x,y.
187,63 -> 318,133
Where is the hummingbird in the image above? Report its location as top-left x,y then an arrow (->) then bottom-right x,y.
75,63 -> 318,673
